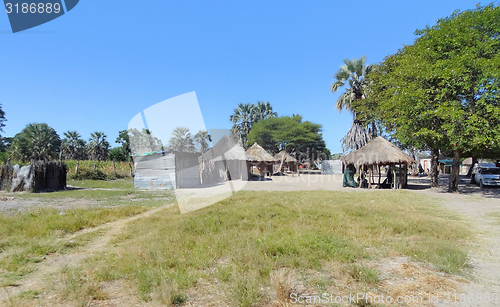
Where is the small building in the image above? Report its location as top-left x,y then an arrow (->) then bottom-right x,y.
199,135 -> 258,184
246,142 -> 276,176
321,160 -> 343,175
134,151 -> 201,189
274,151 -> 299,175
438,159 -> 462,174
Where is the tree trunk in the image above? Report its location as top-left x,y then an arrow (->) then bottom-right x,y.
113,161 -> 116,174
448,149 -> 462,193
430,149 -> 439,187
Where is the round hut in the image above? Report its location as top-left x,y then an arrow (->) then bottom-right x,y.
274,151 -> 299,176
246,142 -> 277,176
342,136 -> 416,189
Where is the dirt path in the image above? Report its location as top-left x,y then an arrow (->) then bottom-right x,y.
0,203 -> 174,306
409,178 -> 500,306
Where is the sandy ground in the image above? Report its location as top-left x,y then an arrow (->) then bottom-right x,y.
1,173 -> 500,306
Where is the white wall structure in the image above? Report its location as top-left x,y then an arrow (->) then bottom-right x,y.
321,160 -> 343,175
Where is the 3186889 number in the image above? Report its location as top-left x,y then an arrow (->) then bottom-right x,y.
5,3 -> 61,14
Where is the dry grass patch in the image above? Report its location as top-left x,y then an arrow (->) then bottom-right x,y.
46,190 -> 472,306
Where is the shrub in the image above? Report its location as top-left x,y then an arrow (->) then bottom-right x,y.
69,169 -> 108,181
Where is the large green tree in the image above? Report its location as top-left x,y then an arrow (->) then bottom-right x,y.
372,4 -> 500,191
9,123 -> 61,162
116,129 -> 131,161
247,115 -> 327,161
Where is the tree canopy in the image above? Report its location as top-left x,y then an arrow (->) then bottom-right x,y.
247,115 -> 327,160
9,123 -> 61,162
371,4 -> 500,191
230,101 -> 277,148
168,127 -> 195,152
87,132 -> 110,161
61,131 -> 87,160
128,128 -> 163,155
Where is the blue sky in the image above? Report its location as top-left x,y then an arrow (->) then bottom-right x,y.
0,0 -> 485,153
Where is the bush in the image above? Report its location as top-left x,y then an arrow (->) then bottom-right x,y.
65,160 -> 133,181
69,169 -> 108,181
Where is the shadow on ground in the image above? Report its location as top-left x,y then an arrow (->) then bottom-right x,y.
407,174 -> 500,199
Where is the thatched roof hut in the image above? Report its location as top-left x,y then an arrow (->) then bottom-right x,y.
246,143 -> 276,177
274,151 -> 299,175
274,151 -> 297,163
342,137 -> 415,168
247,143 -> 276,162
342,137 -> 416,189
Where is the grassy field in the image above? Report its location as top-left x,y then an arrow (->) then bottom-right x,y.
0,181 -> 176,290
32,189 -> 472,307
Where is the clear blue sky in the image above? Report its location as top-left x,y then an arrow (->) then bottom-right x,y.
0,0 -> 485,153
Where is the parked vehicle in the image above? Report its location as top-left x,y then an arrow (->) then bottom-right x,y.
472,163 -> 500,188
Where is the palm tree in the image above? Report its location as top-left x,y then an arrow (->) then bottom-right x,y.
61,131 -> 86,160
169,127 -> 195,152
87,132 -> 110,161
194,130 -> 210,152
331,57 -> 373,153
331,56 -> 373,114
9,123 -> 61,162
253,101 -> 277,122
230,103 -> 255,148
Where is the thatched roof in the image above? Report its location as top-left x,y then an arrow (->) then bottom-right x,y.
247,143 -> 276,162
342,136 -> 416,167
200,135 -> 257,162
274,151 -> 297,163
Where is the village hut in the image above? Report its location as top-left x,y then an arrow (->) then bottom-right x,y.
199,135 -> 258,184
134,151 -> 201,189
246,142 -> 276,176
274,151 -> 299,176
342,136 -> 416,189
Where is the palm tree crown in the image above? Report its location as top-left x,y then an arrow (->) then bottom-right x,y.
194,130 -> 210,153
87,132 -> 110,161
330,56 -> 373,114
169,127 -> 195,152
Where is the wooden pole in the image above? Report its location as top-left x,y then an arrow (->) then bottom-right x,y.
378,165 -> 381,186
368,166 -> 372,189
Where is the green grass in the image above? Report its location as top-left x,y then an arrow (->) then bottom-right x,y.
0,205 -> 150,286
486,211 -> 500,225
66,190 -> 471,306
67,179 -> 134,189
